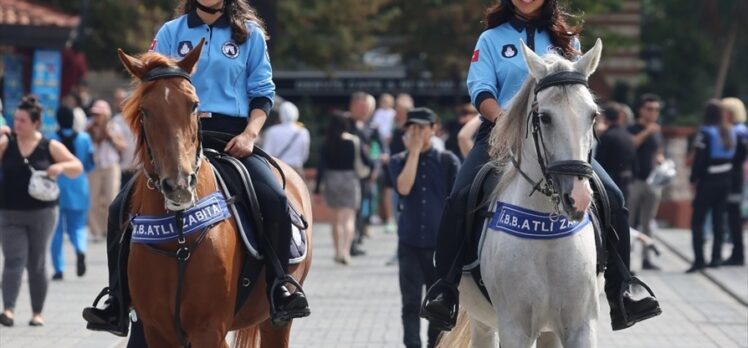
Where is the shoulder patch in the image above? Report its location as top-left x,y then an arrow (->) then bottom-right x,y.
148,39 -> 157,52
471,49 -> 480,63
502,44 -> 517,58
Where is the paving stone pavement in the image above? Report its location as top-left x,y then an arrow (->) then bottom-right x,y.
1,225 -> 746,347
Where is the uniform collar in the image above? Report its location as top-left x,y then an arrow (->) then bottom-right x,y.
509,17 -> 545,33
187,10 -> 230,28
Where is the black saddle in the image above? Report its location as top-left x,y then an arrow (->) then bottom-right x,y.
462,163 -> 608,303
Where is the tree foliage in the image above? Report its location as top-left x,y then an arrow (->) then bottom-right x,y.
639,0 -> 747,123
273,0 -> 399,69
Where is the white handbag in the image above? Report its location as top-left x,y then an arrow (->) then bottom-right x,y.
26,159 -> 60,202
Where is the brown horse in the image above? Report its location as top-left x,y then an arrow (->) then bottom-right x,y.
117,41 -> 312,347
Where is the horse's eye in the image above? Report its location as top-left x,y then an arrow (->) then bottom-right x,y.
592,111 -> 599,121
539,113 -> 552,125
192,102 -> 199,111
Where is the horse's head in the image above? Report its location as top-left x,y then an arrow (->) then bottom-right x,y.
117,39 -> 205,211
519,39 -> 603,220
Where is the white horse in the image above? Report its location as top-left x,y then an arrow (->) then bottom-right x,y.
439,39 -> 605,348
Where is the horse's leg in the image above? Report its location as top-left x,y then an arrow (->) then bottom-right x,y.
470,317 -> 498,348
142,323 -> 180,348
495,317 -> 535,348
259,319 -> 291,348
536,332 -> 562,348
559,322 -> 597,348
189,328 -> 230,348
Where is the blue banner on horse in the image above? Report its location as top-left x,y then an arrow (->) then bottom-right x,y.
131,192 -> 232,244
488,201 -> 590,240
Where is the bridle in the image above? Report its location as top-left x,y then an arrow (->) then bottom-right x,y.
511,70 -> 595,218
138,66 -> 203,200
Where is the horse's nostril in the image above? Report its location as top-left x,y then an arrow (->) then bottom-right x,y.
189,173 -> 197,187
564,193 -> 575,207
161,179 -> 173,193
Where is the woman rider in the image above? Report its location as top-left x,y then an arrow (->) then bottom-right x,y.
420,0 -> 661,332
83,0 -> 308,336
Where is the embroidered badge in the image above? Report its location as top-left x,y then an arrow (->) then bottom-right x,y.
487,201 -> 590,240
222,41 -> 240,59
471,49 -> 480,62
130,192 -> 232,244
502,44 -> 517,58
178,41 -> 193,57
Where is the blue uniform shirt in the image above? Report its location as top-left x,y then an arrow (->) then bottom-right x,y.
152,11 -> 275,118
467,19 -> 579,109
388,149 -> 460,249
50,130 -> 95,211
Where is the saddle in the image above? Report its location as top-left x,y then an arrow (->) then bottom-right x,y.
461,163 -> 608,303
113,131 -> 308,314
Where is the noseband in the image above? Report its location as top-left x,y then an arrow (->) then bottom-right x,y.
139,66 -> 203,197
511,70 -> 594,214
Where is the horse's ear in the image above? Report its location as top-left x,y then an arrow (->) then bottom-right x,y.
519,40 -> 547,80
118,49 -> 145,79
177,37 -> 205,74
574,38 -> 603,77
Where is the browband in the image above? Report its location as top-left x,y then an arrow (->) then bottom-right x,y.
535,71 -> 588,94
142,66 -> 192,83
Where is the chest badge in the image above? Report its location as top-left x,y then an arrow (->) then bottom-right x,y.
222,41 -> 240,59
178,41 -> 193,57
502,44 -> 517,58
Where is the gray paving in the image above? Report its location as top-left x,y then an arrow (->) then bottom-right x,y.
1,225 -> 746,347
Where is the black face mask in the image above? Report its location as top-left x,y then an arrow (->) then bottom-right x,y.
195,0 -> 224,14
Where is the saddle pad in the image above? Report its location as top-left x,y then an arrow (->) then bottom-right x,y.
130,192 -> 232,244
464,200 -> 590,271
209,154 -> 307,264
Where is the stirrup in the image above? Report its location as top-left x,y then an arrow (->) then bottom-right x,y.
269,275 -> 310,327
615,276 -> 661,329
421,279 -> 460,331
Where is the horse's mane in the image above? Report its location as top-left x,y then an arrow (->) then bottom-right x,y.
487,53 -> 579,193
122,52 -> 198,166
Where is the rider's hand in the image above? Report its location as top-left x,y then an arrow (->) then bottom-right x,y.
225,131 -> 256,158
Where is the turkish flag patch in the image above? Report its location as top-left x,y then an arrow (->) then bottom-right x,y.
471,49 -> 480,62
148,39 -> 157,51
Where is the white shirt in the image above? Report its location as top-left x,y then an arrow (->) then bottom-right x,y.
262,122 -> 310,169
371,107 -> 396,142
91,121 -> 123,169
72,107 -> 87,133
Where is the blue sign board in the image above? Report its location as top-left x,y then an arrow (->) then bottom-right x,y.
31,49 -> 62,136
2,54 -> 24,126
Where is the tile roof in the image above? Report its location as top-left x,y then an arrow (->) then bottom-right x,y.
0,0 -> 80,27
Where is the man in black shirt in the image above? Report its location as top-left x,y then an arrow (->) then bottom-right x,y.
596,102 -> 637,200
627,94 -> 665,271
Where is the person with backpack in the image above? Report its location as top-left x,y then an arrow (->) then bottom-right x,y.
388,108 -> 460,348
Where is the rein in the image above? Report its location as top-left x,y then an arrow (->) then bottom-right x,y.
511,70 -> 594,215
135,65 -> 205,348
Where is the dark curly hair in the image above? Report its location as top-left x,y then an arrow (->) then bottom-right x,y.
175,0 -> 266,44
484,0 -> 582,58
17,94 -> 43,124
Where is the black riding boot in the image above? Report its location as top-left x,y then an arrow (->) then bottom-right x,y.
601,187 -> 662,330
264,219 -> 310,327
82,189 -> 131,337
420,190 -> 470,331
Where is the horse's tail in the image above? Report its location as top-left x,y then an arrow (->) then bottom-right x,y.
436,307 -> 472,348
232,326 -> 261,348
